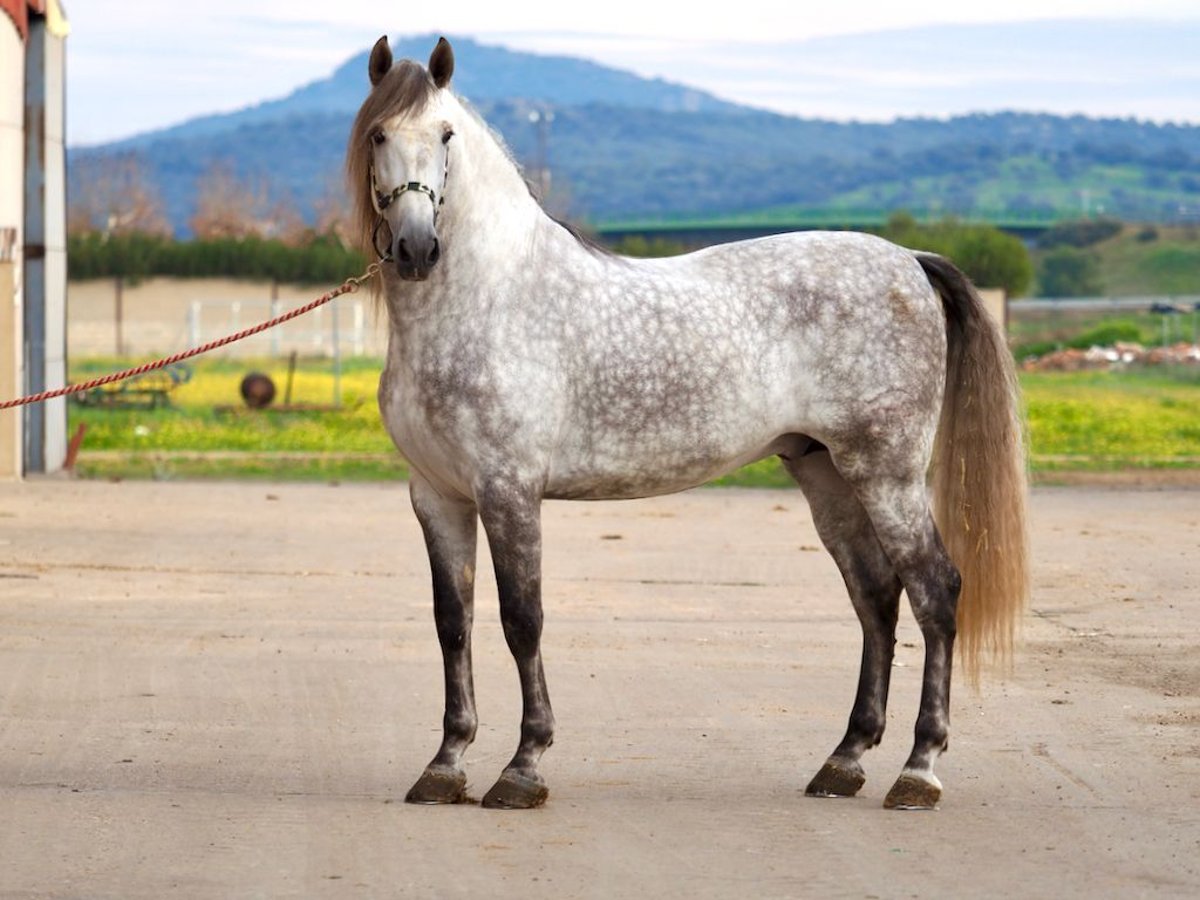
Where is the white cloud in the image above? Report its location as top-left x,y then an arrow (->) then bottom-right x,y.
64,2 -> 1200,143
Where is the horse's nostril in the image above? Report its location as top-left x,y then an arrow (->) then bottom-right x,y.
396,238 -> 412,263
428,240 -> 441,266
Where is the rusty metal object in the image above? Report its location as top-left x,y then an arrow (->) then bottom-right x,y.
239,372 -> 276,409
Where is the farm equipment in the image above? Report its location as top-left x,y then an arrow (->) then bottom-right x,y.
72,363 -> 192,409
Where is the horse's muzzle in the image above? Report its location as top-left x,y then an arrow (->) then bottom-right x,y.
392,234 -> 441,281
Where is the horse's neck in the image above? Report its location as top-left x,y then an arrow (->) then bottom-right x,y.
443,114 -> 542,253
444,109 -> 609,271
383,108 -> 598,326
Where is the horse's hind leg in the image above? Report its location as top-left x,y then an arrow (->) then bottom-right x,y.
785,450 -> 903,799
849,471 -> 961,810
406,475 -> 480,805
476,481 -> 555,810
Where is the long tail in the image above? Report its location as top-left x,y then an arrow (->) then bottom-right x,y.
917,253 -> 1030,684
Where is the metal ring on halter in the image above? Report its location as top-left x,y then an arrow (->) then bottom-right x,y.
372,216 -> 393,262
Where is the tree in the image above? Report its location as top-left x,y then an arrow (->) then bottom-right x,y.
1039,216 -> 1122,249
1038,247 -> 1103,297
880,212 -> 1034,296
190,162 -> 310,245
312,177 -> 355,247
611,235 -> 688,257
67,153 -> 170,237
190,162 -> 268,240
949,228 -> 1034,297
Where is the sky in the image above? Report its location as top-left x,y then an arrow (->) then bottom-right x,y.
65,0 -> 1200,146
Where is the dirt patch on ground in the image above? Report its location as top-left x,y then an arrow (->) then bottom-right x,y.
1032,468 -> 1200,488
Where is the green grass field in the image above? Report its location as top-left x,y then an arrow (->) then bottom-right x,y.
67,357 -> 1200,484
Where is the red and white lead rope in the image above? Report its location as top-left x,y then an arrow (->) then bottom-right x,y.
0,264 -> 381,411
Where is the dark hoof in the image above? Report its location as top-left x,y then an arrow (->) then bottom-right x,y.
405,766 -> 468,805
883,772 -> 941,810
805,759 -> 866,798
481,770 -> 548,810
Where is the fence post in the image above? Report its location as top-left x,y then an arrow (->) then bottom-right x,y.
332,298 -> 342,407
188,301 -> 201,349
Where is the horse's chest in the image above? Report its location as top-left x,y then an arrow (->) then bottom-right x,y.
378,341 -> 522,488
381,361 -> 465,451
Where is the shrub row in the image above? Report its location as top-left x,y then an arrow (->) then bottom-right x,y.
68,233 -> 367,285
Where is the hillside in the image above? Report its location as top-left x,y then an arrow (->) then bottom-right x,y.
70,33 -> 1200,235
1094,226 -> 1200,296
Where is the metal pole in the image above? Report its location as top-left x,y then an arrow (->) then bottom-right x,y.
270,280 -> 281,357
331,298 -> 342,407
114,276 -> 124,357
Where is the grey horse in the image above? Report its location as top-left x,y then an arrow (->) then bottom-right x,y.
347,36 -> 1029,811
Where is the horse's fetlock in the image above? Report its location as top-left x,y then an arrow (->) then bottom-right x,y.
849,710 -> 886,746
522,717 -> 555,749
444,711 -> 477,742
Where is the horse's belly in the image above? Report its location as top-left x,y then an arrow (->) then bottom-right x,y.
544,433 -> 786,501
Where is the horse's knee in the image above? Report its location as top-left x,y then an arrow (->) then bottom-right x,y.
499,604 -> 543,657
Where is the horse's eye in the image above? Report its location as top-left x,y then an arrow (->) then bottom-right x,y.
442,128 -> 454,145
371,130 -> 386,146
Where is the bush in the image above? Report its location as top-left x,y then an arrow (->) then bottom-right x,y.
1039,216 -> 1123,249
881,212 -> 1034,295
68,233 -> 366,285
611,235 -> 688,257
1068,320 -> 1148,348
1038,247 -> 1103,297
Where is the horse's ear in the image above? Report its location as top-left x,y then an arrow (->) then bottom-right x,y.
429,37 -> 454,89
369,35 -> 392,87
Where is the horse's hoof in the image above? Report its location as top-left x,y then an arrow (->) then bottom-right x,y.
883,772 -> 942,810
805,758 -> 866,798
405,766 -> 468,805
481,770 -> 548,810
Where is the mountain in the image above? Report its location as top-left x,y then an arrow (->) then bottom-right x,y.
71,33 -> 1200,235
109,34 -> 743,151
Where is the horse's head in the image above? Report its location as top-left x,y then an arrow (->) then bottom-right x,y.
351,37 -> 456,281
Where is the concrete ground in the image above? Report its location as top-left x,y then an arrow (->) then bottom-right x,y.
0,480 -> 1197,898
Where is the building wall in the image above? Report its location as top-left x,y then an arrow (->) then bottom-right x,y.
43,24 -> 67,469
1,21 -> 24,478
23,13 -> 67,471
1,23 -> 23,271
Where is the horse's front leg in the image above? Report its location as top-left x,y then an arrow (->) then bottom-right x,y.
405,474 -> 480,805
477,481 -> 554,809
